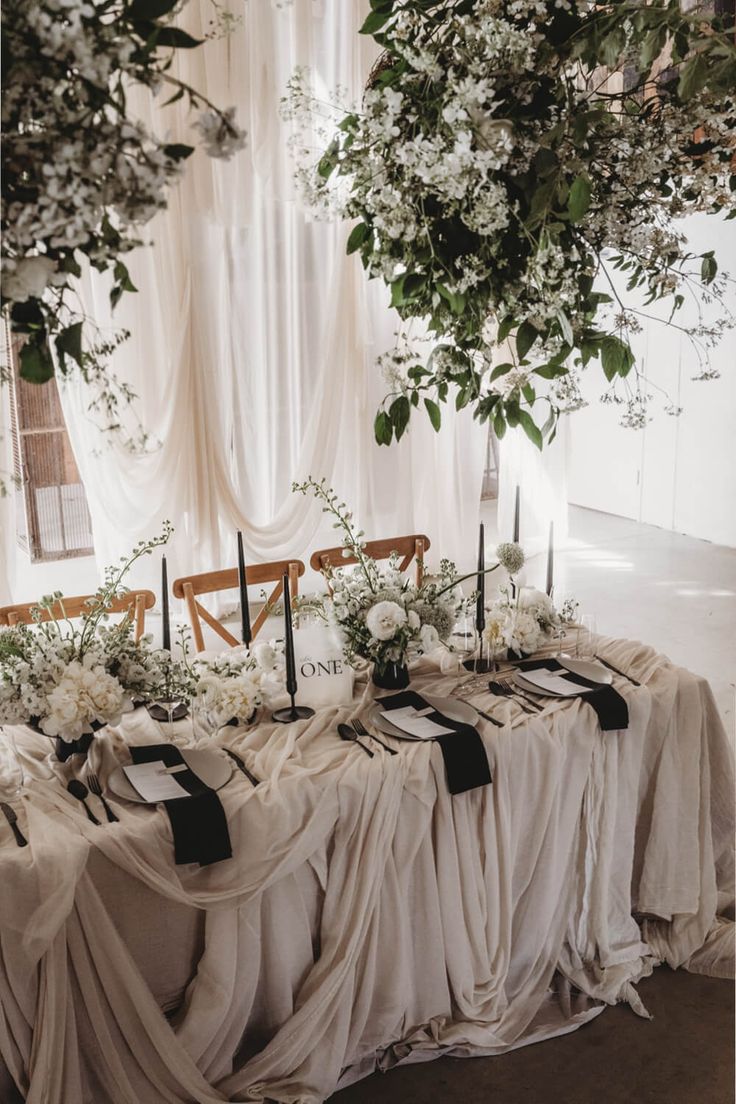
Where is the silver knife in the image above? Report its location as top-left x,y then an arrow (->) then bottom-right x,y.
0,802 -> 28,847
224,748 -> 261,787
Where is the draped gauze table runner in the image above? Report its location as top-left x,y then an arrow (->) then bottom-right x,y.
0,637 -> 733,1104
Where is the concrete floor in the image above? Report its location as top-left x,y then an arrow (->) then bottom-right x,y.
332,968 -> 734,1104
334,506 -> 736,1104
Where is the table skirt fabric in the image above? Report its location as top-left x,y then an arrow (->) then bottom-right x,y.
0,637 -> 733,1104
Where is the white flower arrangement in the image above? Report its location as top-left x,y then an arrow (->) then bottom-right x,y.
284,0 -> 736,446
483,586 -> 577,658
293,477 -> 525,675
0,525 -> 184,743
191,643 -> 286,730
1,0 -> 247,429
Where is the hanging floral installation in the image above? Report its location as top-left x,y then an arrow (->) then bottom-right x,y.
285,0 -> 736,446
1,0 -> 246,426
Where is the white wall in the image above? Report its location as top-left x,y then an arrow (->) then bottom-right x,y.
568,214 -> 736,548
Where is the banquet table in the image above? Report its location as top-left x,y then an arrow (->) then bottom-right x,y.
1,635 -> 734,1104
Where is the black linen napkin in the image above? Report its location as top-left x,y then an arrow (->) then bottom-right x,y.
517,659 -> 629,731
129,744 -> 232,866
378,691 -> 492,795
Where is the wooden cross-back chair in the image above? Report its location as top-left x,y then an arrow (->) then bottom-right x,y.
172,560 -> 306,654
310,534 -> 431,590
0,590 -> 155,642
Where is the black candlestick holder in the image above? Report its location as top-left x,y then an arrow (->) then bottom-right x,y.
272,693 -> 315,724
462,638 -> 496,674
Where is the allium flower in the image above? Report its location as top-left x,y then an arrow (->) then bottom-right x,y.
496,541 -> 525,575
365,600 -> 408,641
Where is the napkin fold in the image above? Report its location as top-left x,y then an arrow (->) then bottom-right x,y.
129,744 -> 232,866
518,659 -> 629,731
378,691 -> 492,795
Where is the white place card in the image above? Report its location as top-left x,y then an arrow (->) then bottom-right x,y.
122,762 -> 191,802
521,671 -> 585,697
380,706 -> 454,740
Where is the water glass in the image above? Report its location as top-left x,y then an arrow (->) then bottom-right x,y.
449,614 -> 477,662
577,614 -> 597,658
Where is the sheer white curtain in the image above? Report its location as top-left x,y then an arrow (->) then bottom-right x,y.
58,0 -> 486,599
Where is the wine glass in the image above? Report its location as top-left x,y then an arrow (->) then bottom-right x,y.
577,614 -> 597,658
0,729 -> 24,802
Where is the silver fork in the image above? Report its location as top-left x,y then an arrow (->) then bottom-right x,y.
352,719 -> 398,755
87,773 -> 119,823
489,680 -> 541,714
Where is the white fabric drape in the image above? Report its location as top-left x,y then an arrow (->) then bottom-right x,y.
1,637 -> 733,1103
57,0 -> 486,597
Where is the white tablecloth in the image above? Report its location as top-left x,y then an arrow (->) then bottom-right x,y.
0,637 -> 733,1104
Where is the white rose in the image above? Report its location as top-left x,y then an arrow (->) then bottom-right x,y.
2,256 -> 57,301
365,600 -> 407,641
251,642 -> 277,671
407,610 -> 421,631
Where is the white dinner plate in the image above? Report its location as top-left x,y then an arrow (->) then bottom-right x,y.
108,748 -> 233,804
368,694 -> 478,740
557,656 -> 612,685
513,671 -> 588,700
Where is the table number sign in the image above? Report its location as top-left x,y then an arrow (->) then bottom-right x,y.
292,624 -> 354,708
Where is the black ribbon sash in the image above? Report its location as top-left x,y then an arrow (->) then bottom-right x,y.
517,659 -> 629,731
378,691 -> 492,795
129,744 -> 232,866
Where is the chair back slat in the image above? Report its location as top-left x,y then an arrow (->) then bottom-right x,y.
0,591 -> 156,642
173,560 -> 305,654
310,534 -> 430,589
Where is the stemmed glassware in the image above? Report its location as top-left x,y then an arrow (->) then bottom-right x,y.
0,729 -> 25,802
449,613 -> 478,666
577,614 -> 597,658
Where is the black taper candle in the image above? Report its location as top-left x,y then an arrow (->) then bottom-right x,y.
546,520 -> 554,597
512,484 -> 520,544
476,522 -> 486,634
161,555 -> 171,651
237,532 -> 252,646
282,573 -> 298,698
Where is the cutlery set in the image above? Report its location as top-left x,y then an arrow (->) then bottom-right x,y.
338,719 -> 399,758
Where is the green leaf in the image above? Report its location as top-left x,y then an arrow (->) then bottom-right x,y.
678,53 -> 708,100
600,335 -> 634,381
518,409 -> 543,451
516,321 -> 538,361
497,315 -> 515,343
347,222 -> 369,254
20,340 -> 54,383
113,261 -> 138,293
493,411 -> 507,440
152,26 -> 202,48
163,143 -> 194,161
534,363 -> 569,380
128,0 -> 178,19
390,275 -> 406,308
389,395 -> 411,440
568,175 -> 592,223
374,410 -> 393,446
701,252 -> 718,284
423,397 -> 441,432
55,322 -> 84,368
359,10 -> 390,34
556,310 -> 573,347
489,362 -> 514,383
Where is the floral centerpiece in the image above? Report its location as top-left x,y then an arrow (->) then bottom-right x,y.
484,588 -> 578,659
191,642 -> 285,732
0,526 -> 182,757
293,477 -> 525,688
285,0 -> 735,447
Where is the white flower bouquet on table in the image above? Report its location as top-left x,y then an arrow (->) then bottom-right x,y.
190,642 -> 285,732
0,526 -> 181,754
293,477 -> 525,687
483,587 -> 578,660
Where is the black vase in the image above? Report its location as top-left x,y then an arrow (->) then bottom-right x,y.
372,662 -> 410,691
28,720 -> 96,763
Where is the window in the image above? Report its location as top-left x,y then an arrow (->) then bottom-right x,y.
5,330 -> 94,562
